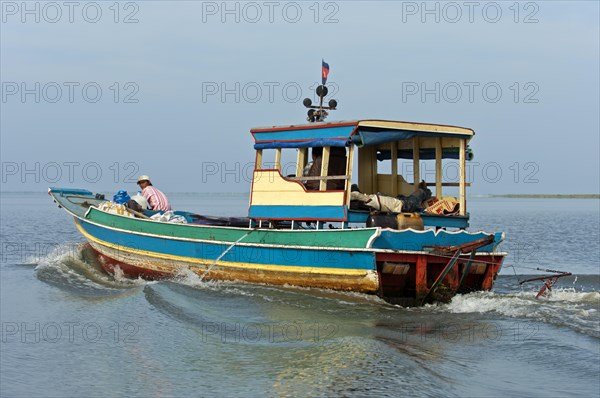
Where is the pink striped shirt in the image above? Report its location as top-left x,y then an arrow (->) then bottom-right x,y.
142,186 -> 172,211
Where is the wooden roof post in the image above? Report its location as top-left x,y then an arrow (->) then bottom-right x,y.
255,149 -> 263,170
413,138 -> 420,190
435,138 -> 442,197
296,148 -> 307,178
274,148 -> 281,170
358,146 -> 376,194
320,146 -> 331,191
391,141 -> 398,196
346,145 -> 355,206
459,138 -> 466,216
371,146 -> 378,193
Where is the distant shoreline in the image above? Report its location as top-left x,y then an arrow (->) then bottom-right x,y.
490,194 -> 600,199
1,191 -> 599,199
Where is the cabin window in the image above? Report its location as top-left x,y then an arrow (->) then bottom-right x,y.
303,146 -> 348,191
357,137 -> 468,215
254,148 -> 297,175
255,146 -> 350,191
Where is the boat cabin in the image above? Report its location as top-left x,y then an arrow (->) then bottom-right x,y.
249,120 -> 473,229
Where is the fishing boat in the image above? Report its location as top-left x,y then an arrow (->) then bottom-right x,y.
49,82 -> 506,305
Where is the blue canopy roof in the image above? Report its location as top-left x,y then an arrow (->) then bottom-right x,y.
251,120 -> 474,150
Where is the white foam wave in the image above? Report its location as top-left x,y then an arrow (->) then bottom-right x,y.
433,289 -> 600,337
32,242 -> 80,265
445,289 -> 600,314
172,267 -> 219,287
167,268 -> 386,306
34,242 -> 94,280
111,265 -> 150,286
543,288 -> 600,303
170,268 -> 262,299
34,242 -> 148,290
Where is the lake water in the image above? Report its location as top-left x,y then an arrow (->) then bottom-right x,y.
1,192 -> 598,397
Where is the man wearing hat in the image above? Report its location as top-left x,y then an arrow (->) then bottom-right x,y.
136,175 -> 172,211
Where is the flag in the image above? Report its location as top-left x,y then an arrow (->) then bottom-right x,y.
322,60 -> 330,85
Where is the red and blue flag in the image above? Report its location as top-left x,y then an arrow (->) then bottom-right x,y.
322,60 -> 330,85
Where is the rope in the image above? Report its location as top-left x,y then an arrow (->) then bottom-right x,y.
199,229 -> 256,281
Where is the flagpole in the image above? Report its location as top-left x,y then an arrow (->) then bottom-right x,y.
304,60 -> 334,123
320,59 -> 327,118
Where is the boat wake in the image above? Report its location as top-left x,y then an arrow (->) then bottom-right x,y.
29,242 -> 600,339
32,244 -> 382,309
34,242 -> 148,296
169,267 -> 266,298
432,288 -> 600,338
169,267 -> 389,308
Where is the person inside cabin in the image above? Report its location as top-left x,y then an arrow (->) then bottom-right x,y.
136,175 -> 172,212
304,146 -> 347,191
301,147 -> 319,187
395,180 -> 432,212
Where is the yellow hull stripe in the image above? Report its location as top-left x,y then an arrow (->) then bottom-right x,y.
75,219 -> 369,277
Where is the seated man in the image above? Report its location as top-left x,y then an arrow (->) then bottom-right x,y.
136,175 -> 172,211
304,147 -> 347,191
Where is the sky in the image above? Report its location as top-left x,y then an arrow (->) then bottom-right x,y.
1,0 -> 599,195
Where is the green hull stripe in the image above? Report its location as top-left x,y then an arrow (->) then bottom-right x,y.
86,208 -> 377,249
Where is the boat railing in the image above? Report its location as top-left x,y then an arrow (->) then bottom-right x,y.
424,182 -> 471,187
285,175 -> 350,182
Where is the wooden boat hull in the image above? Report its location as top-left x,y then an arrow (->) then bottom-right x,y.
50,188 -> 507,304
76,218 -> 381,293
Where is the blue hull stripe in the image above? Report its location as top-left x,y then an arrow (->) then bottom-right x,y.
249,205 -> 346,220
79,220 -> 375,271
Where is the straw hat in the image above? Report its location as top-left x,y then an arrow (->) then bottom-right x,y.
137,175 -> 151,183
